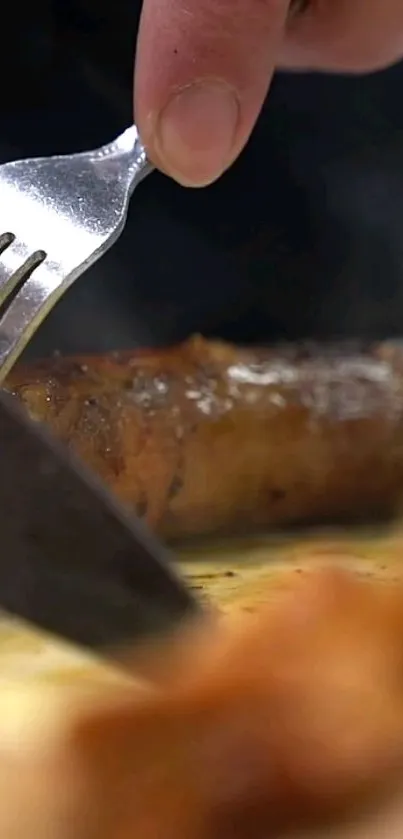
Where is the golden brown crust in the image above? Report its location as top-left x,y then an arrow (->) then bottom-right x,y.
7,336 -> 403,540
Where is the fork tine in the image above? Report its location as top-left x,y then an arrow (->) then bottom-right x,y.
0,261 -> 59,384
0,242 -> 47,308
0,233 -> 14,253
0,238 -> 31,305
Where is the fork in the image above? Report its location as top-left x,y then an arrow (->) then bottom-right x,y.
0,125 -> 153,384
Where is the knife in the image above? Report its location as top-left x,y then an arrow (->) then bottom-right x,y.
0,388 -> 199,653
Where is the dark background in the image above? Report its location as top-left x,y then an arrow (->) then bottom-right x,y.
3,0 -> 403,357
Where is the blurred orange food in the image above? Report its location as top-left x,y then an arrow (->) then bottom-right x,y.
2,566 -> 403,839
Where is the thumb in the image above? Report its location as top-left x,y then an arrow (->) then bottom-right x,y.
134,0 -> 290,186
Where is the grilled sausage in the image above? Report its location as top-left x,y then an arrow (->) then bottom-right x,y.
6,336 -> 403,541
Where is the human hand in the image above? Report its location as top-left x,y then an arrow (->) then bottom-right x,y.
133,0 -> 403,187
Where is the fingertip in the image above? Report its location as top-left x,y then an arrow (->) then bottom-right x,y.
143,79 -> 241,187
134,0 -> 289,185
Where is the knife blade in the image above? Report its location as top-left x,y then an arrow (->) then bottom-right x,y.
0,388 -> 199,653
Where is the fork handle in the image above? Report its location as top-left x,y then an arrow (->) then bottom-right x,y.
94,125 -> 154,194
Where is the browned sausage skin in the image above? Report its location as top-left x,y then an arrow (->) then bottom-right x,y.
6,337 -> 403,540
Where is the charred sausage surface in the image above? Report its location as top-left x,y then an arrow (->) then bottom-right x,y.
7,337 -> 403,540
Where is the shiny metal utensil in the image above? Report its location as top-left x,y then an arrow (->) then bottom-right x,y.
0,125 -> 153,383
0,387 -> 198,653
